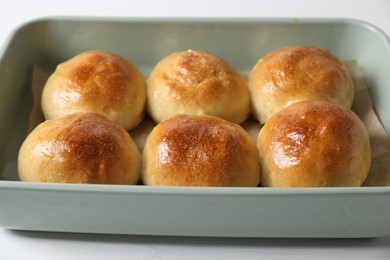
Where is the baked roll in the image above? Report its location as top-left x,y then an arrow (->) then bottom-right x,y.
142,114 -> 260,187
146,50 -> 250,124
257,101 -> 371,187
41,50 -> 146,131
249,46 -> 354,124
18,112 -> 140,184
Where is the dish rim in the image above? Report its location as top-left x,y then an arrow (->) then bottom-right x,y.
1,180 -> 390,195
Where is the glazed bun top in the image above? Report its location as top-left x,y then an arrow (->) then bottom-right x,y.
142,114 -> 260,187
18,112 -> 140,184
249,46 -> 354,124
146,50 -> 250,124
41,50 -> 146,131
257,100 -> 371,187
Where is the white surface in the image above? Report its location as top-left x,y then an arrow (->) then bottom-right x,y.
1,0 -> 390,259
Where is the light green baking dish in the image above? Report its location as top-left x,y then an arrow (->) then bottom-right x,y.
0,17 -> 390,238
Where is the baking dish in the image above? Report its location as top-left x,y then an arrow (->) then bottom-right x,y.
0,17 -> 390,238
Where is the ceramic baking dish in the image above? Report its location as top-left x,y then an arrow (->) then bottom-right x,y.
0,17 -> 390,238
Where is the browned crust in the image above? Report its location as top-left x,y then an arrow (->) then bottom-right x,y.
143,114 -> 259,186
257,101 -> 371,187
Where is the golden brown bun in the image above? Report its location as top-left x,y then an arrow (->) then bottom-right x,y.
41,50 -> 146,131
146,50 -> 250,124
257,101 -> 371,187
142,114 -> 260,187
18,112 -> 140,184
249,46 -> 354,124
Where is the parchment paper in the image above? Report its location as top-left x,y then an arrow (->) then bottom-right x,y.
29,61 -> 390,186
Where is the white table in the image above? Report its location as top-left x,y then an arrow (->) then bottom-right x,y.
1,0 -> 390,259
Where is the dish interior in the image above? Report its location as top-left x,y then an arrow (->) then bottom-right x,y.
1,17 -> 390,184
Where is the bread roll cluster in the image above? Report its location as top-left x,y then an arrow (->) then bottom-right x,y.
142,50 -> 259,187
19,50 -> 144,184
18,46 -> 372,187
251,46 -> 370,187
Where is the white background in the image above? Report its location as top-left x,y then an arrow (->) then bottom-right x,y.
1,0 -> 390,259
